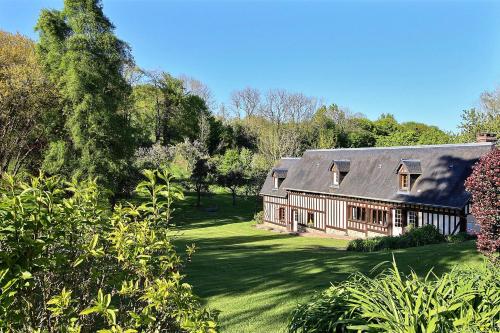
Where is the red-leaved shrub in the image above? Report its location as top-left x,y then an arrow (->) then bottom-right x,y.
465,147 -> 500,260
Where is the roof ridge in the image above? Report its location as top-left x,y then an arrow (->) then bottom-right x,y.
305,142 -> 494,152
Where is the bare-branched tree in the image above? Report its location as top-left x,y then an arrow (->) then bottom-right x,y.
179,74 -> 216,111
230,87 -> 261,118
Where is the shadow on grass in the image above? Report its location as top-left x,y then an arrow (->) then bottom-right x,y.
170,193 -> 481,332
171,193 -> 259,229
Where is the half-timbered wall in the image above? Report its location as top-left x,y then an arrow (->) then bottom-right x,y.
325,198 -> 347,231
288,192 -> 326,230
263,192 -> 465,237
347,202 -> 391,235
415,210 -> 462,235
263,195 -> 288,227
464,202 -> 479,233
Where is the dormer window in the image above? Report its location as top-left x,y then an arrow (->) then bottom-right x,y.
396,159 -> 421,192
329,160 -> 350,187
272,168 -> 288,189
333,170 -> 339,186
399,173 -> 409,191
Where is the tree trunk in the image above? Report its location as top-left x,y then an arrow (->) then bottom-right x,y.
110,194 -> 117,211
155,94 -> 161,143
232,189 -> 236,206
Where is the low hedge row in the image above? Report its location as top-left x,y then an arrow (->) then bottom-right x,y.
346,225 -> 475,252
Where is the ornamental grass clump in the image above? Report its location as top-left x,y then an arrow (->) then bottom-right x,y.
288,259 -> 500,333
0,170 -> 218,332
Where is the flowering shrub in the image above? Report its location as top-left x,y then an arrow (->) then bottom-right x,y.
465,148 -> 500,261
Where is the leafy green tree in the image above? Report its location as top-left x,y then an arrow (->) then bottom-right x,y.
376,130 -> 419,147
190,158 -> 214,207
347,129 -> 376,148
215,149 -> 251,206
375,119 -> 451,147
157,73 -> 186,145
130,83 -> 161,145
417,127 -> 452,145
309,105 -> 337,149
41,140 -> 71,175
373,113 -> 399,136
458,108 -> 485,142
245,153 -> 270,198
169,94 -> 211,143
458,87 -> 500,142
171,139 -> 205,177
129,71 -> 226,158
36,0 -> 134,192
0,31 -> 61,175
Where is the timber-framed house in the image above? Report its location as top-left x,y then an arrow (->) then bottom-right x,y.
259,139 -> 496,238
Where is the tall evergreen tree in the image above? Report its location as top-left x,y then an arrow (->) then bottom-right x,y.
36,0 -> 134,191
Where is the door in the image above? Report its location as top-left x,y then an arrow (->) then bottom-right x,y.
392,209 -> 403,236
291,209 -> 298,232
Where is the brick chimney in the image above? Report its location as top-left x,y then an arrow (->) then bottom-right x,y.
476,132 -> 497,143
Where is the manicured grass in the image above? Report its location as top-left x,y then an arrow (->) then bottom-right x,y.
171,193 -> 484,333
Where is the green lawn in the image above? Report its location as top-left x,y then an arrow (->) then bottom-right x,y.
172,193 -> 484,333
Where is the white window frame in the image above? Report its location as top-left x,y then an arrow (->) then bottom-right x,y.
371,209 -> 387,225
408,211 -> 417,227
399,173 -> 409,191
333,171 -> 339,186
274,177 -> 279,189
394,209 -> 402,227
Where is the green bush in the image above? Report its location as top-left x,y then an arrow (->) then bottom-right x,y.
253,210 -> 264,224
447,232 -> 477,243
0,170 -> 218,332
347,225 -> 448,252
288,260 -> 500,333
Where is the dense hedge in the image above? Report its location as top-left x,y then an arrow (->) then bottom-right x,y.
288,261 -> 500,333
346,225 -> 460,252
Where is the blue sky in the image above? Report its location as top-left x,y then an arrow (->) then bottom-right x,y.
1,0 -> 499,132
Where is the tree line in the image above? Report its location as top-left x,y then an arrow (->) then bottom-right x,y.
0,0 -> 498,206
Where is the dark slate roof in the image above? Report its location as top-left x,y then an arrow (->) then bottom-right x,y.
328,160 -> 351,173
260,143 -> 495,209
397,159 -> 422,174
260,158 -> 301,198
272,168 -> 288,178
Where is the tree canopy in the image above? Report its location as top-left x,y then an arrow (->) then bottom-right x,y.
36,0 -> 134,191
0,31 -> 60,174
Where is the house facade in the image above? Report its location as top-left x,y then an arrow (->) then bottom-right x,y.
259,142 -> 496,238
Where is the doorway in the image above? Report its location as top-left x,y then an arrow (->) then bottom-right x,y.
291,209 -> 298,232
392,209 -> 403,236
